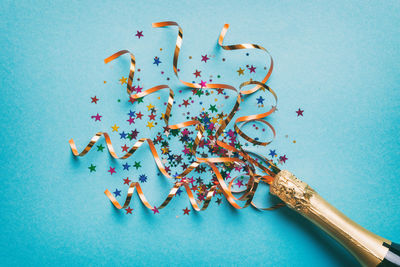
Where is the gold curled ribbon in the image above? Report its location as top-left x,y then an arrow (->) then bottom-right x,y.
104,50 -> 136,95
70,21 -> 284,213
218,24 -> 274,95
151,21 -> 277,145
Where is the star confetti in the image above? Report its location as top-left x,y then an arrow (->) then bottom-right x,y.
296,108 -> 304,116
135,30 -> 144,39
74,22 -> 305,216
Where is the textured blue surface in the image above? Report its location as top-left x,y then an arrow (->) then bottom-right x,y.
1,1 -> 399,266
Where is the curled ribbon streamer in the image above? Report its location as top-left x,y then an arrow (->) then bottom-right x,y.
218,24 -> 274,95
151,21 -> 276,144
104,50 -> 136,95
70,21 -> 284,212
105,182 -> 218,212
103,24 -> 277,148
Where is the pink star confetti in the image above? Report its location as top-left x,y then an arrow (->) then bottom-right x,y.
296,108 -> 304,116
135,30 -> 144,39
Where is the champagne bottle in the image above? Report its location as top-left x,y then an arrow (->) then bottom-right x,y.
270,170 -> 400,266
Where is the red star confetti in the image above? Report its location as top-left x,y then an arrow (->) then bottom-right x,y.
296,108 -> 304,116
125,207 -> 133,214
91,96 -> 99,104
183,207 -> 190,215
123,177 -> 131,185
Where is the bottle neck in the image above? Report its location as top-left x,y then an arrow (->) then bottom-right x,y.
305,192 -> 390,266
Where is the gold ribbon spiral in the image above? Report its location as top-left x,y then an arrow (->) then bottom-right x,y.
69,21 -> 284,213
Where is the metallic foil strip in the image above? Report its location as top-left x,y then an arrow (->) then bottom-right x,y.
70,21 -> 284,212
152,22 -> 277,147
104,50 -> 136,95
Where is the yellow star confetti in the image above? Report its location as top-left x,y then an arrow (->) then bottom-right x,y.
111,124 -> 119,132
147,121 -> 154,129
146,103 -> 155,111
237,67 -> 244,76
119,76 -> 127,84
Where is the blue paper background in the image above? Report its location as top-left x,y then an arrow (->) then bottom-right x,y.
1,0 -> 399,266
